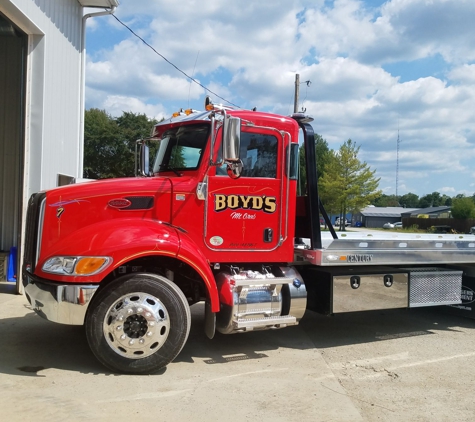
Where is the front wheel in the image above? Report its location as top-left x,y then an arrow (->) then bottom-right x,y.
85,273 -> 191,374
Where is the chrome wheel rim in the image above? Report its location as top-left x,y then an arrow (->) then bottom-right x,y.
103,292 -> 170,359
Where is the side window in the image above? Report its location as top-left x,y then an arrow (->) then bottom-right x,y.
240,132 -> 277,178
216,131 -> 278,177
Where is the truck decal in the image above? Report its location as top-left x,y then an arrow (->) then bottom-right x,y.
214,194 -> 277,213
347,254 -> 374,263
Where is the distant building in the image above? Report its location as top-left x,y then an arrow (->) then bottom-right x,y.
401,206 -> 452,219
354,206 -> 419,228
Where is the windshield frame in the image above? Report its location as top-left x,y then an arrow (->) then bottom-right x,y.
152,123 -> 210,174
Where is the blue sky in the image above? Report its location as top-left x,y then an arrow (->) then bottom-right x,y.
84,0 -> 475,198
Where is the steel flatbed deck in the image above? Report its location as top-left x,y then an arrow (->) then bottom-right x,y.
295,231 -> 475,266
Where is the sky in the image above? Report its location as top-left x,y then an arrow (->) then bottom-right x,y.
84,0 -> 475,198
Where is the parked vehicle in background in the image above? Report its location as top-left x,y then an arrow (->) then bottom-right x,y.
394,222 -> 403,228
335,217 -> 351,227
383,222 -> 395,229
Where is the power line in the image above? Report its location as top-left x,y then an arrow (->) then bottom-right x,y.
110,14 -> 240,108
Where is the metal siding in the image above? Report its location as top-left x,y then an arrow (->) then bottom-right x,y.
78,0 -> 118,7
34,0 -> 83,189
3,0 -> 83,192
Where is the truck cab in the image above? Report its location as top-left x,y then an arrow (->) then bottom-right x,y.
142,107 -> 301,264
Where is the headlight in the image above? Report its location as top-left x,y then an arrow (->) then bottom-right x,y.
42,256 -> 111,276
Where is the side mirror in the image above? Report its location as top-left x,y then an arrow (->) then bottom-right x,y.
226,161 -> 243,179
140,142 -> 150,176
222,115 -> 242,178
223,115 -> 241,161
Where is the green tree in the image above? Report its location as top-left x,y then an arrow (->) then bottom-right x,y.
399,192 -> 419,208
83,109 -> 123,179
451,197 -> 475,219
319,139 -> 381,230
419,191 -> 443,208
439,194 -> 451,206
373,194 -> 399,207
84,110 -> 158,178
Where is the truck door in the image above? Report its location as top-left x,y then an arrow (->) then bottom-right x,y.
205,128 -> 285,252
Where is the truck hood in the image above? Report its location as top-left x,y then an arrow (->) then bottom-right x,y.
42,176 -> 175,253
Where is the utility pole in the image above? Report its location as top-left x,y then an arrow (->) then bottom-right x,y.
396,124 -> 400,200
294,73 -> 300,113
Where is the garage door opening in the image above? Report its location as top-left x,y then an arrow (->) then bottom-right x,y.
0,13 -> 27,287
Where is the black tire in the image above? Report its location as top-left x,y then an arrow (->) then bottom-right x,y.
85,273 -> 191,374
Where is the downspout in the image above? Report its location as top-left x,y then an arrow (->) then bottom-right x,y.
78,5 -> 117,179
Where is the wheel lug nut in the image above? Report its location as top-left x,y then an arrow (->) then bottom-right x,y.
127,309 -> 133,314
139,339 -> 145,344
149,322 -> 155,327
120,334 -> 126,340
137,307 -> 143,313
129,339 -> 135,345
116,325 -> 122,331
147,331 -> 153,337
145,312 -> 151,317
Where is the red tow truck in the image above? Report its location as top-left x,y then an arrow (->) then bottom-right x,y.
23,100 -> 475,374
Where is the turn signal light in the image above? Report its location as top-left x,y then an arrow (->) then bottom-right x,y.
75,257 -> 109,275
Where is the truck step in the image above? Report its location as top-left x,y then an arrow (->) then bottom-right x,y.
233,315 -> 297,331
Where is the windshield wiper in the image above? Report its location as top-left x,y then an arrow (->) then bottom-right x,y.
159,164 -> 182,176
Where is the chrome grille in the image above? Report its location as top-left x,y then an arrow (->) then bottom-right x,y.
23,192 -> 46,273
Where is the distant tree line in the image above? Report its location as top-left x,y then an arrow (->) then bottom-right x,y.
299,135 -> 475,223
372,192 -> 475,218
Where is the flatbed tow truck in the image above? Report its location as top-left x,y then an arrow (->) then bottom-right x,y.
22,100 -> 475,374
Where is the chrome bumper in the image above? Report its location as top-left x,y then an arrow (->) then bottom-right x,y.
23,273 -> 99,325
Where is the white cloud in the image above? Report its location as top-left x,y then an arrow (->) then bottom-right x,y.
448,65 -> 475,84
84,0 -> 475,197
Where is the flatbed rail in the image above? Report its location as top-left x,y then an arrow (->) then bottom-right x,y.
295,231 -> 475,266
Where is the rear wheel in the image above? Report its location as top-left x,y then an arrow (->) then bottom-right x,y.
85,273 -> 191,374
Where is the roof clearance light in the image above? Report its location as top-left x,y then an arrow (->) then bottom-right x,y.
205,96 -> 214,111
172,111 -> 181,118
185,109 -> 194,115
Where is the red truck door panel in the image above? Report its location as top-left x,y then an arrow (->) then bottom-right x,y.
205,129 -> 284,252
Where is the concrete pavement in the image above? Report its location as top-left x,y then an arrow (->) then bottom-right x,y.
1,281 -> 475,421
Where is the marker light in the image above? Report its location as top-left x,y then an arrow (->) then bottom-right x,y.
75,257 -> 110,275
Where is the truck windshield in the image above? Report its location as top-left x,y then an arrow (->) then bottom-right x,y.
152,124 -> 209,173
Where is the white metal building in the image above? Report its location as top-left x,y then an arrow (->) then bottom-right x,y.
0,0 -> 118,291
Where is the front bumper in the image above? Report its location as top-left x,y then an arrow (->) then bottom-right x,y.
23,272 -> 99,325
